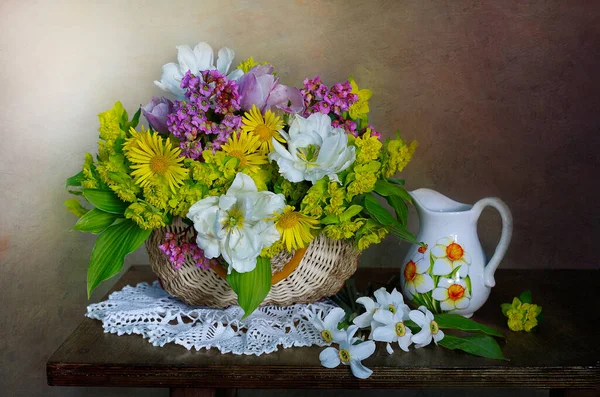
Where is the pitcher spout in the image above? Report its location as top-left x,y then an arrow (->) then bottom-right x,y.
410,188 -> 471,214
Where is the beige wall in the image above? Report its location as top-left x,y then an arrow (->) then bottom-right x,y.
1,0 -> 598,396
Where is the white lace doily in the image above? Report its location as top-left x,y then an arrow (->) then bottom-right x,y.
86,281 -> 338,355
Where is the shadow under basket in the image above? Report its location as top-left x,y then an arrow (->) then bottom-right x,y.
146,219 -> 360,307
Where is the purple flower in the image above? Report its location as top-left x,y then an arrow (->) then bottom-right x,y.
142,97 -> 174,133
238,65 -> 304,114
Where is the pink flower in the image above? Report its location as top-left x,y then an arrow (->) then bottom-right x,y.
238,65 -> 304,113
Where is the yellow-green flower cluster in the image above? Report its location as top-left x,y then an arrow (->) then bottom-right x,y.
381,136 -> 418,178
125,201 -> 169,230
109,172 -> 140,203
81,153 -> 102,189
166,180 -> 208,217
324,181 -> 346,216
354,129 -> 382,164
323,219 -> 365,240
346,161 -> 380,200
299,179 -> 327,217
503,297 -> 542,332
190,152 -> 238,196
356,222 -> 389,251
236,57 -> 268,73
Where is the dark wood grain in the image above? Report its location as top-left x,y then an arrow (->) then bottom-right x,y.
47,267 -> 599,389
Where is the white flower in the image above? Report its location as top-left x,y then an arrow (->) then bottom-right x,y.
372,287 -> 409,316
372,309 -> 413,353
305,307 -> 346,344
187,173 -> 284,273
352,296 -> 381,334
269,113 -> 356,184
403,259 -> 435,299
319,325 -> 376,379
154,42 -> 244,98
431,237 -> 471,277
432,277 -> 471,311
409,306 -> 444,348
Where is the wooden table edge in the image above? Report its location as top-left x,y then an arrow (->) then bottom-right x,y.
47,361 -> 599,389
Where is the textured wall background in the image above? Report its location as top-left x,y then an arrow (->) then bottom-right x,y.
0,0 -> 598,396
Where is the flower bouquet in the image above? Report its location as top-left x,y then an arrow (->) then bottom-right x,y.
65,42 -> 419,317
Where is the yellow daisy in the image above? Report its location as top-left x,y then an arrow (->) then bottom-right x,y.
124,127 -> 187,192
241,104 -> 285,152
221,130 -> 268,175
275,206 -> 319,251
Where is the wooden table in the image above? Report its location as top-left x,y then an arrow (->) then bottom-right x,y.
47,266 -> 599,396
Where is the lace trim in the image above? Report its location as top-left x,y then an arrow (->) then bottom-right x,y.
86,281 -> 338,355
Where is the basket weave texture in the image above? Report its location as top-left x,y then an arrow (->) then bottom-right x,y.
147,218 -> 360,307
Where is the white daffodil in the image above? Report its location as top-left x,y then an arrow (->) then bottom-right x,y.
319,325 -> 376,379
154,42 -> 244,98
372,308 -> 413,353
403,259 -> 435,299
409,306 -> 444,348
431,237 -> 471,277
432,277 -> 471,311
373,287 -> 410,316
305,307 -> 347,344
187,173 -> 284,273
269,113 -> 356,184
353,296 -> 381,336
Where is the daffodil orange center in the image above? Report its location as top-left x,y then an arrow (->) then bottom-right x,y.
447,284 -> 465,301
338,349 -> 351,363
446,242 -> 464,261
278,211 -> 300,229
254,124 -> 273,142
404,261 -> 417,281
150,155 -> 169,175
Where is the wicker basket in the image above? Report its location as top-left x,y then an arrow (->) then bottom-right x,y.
147,218 -> 360,307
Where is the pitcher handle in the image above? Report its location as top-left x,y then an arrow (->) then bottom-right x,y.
471,197 -> 513,288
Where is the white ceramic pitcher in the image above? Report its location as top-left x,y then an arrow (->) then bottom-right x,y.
399,189 -> 513,318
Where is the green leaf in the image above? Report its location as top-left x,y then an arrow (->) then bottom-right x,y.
227,256 -> 272,319
438,334 -> 507,360
68,189 -> 83,196
364,193 -> 419,244
434,314 -> 504,338
519,290 -> 532,304
82,189 -> 129,214
320,214 -> 340,225
449,265 -> 462,279
66,170 -> 84,189
87,219 -> 151,297
373,179 -> 413,204
364,193 -> 396,225
64,199 -> 89,218
500,303 -> 512,317
340,205 -> 363,222
386,195 -> 408,225
387,178 -> 405,186
73,208 -> 120,234
122,106 -> 142,132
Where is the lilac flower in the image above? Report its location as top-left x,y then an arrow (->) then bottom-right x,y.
166,70 -> 241,159
238,65 -> 304,113
142,97 -> 173,133
159,230 -> 217,270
